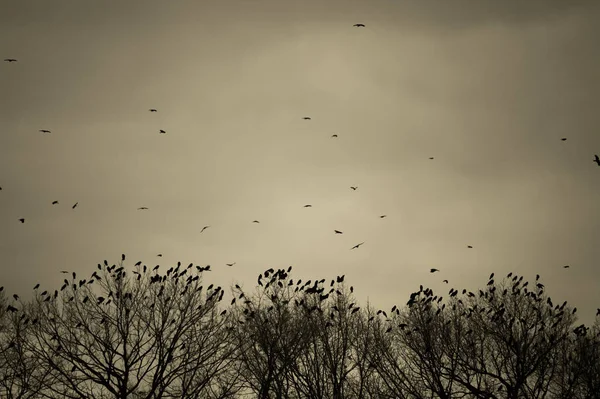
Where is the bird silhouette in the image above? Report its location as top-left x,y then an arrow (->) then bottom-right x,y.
226,263 -> 236,267
563,265 -> 570,269
72,202 -> 78,209
467,245 -> 473,248
39,129 -> 51,133
34,284 -> 40,289
159,129 -> 166,134
19,218 -> 25,223
380,215 -> 387,218
304,204 -> 312,208
4,59 -> 17,62
443,279 -> 448,283
252,220 -> 260,223
350,242 -> 365,250
302,117 -> 311,120
334,230 -> 343,234
594,155 -> 600,166
429,157 -> 434,160
149,109 -> 157,112
137,207 -> 148,210
353,24 -> 365,27
157,254 -> 163,257
331,134 -> 338,138
430,268 -> 440,273
52,201 -> 59,205
561,138 -> 567,141
200,226 -> 210,233
350,186 -> 358,190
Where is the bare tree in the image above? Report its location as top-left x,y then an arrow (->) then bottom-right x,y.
21,259 -> 240,399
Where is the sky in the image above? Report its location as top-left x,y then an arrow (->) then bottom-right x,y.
1,0 -> 599,324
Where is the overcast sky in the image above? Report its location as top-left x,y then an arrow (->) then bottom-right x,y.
1,0 -> 599,323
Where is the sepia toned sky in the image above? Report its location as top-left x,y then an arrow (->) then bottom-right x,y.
1,0 -> 599,323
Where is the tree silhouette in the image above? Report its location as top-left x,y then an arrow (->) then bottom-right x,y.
1,260 -> 599,399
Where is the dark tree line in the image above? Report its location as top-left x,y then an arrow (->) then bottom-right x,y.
1,258 -> 599,399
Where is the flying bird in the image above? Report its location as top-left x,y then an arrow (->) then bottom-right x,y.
159,129 -> 166,134
353,24 -> 365,27
52,201 -> 59,205
467,245 -> 473,248
39,129 -> 51,133
334,230 -> 343,234
350,242 -> 365,250
430,268 -> 440,273
60,271 -> 68,273
72,202 -> 78,209
443,279 -> 448,283
157,254 -> 163,257
149,109 -> 157,112
350,186 -> 358,190
594,155 -> 600,166
19,218 -> 25,223
4,59 -> 17,62
302,117 -> 311,120
226,263 -> 236,267
137,207 -> 148,210
252,220 -> 260,223
380,215 -> 387,218
429,157 -> 434,160
561,138 -> 567,141
563,265 -> 570,269
200,225 -> 210,233
331,134 -> 338,138
304,204 -> 312,208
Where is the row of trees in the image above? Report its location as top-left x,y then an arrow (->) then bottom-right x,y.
1,257 -> 599,399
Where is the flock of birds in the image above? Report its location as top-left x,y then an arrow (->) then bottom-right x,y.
2,20 -> 600,297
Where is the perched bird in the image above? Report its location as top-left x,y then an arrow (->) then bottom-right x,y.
4,58 -> 18,62
594,155 -> 600,166
19,218 -> 25,223
252,220 -> 260,223
430,268 -> 440,273
302,117 -> 311,120
353,24 -> 365,27
159,129 -> 166,134
350,242 -> 365,250
561,138 -> 567,141
149,109 -> 157,112
334,230 -> 343,234
39,129 -> 51,133
52,201 -> 59,205
72,202 -> 78,209
226,263 -> 236,267
137,207 -> 148,210
200,226 -> 210,233
304,204 -> 312,208
331,134 -> 338,138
